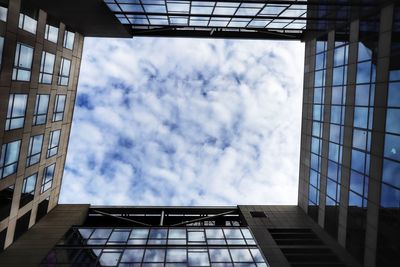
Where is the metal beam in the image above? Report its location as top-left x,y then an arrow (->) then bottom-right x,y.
92,210 -> 151,226
170,210 -> 236,226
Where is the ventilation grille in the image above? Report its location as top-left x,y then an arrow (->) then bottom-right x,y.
269,228 -> 347,267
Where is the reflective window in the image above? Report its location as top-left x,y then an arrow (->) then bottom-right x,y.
0,185 -> 14,221
26,134 -> 44,166
45,227 -> 268,266
0,36 -> 4,67
40,164 -> 55,193
33,94 -> 49,125
12,43 -> 34,81
44,16 -> 59,43
5,94 -> 28,130
18,5 -> 37,34
52,95 -> 66,122
63,30 -> 75,50
0,140 -> 21,179
0,1 -> 7,22
39,51 -> 55,84
20,173 -> 37,208
308,37 -> 328,222
58,58 -> 71,86
47,130 -> 61,158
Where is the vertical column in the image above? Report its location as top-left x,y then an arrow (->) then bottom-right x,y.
364,4 -> 394,267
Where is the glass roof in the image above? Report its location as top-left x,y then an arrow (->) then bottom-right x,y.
103,0 -> 374,39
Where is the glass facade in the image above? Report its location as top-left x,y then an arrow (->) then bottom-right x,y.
104,0 -> 307,32
376,5 -> 400,267
12,42 -> 34,81
5,94 -> 28,131
43,227 -> 268,266
308,36 -> 327,222
324,31 -> 349,239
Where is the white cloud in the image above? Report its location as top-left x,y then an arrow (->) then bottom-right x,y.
59,37 -> 304,206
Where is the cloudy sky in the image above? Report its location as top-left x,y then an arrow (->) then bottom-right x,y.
59,37 -> 304,206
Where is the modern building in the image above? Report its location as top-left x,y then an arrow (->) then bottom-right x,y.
0,0 -> 398,267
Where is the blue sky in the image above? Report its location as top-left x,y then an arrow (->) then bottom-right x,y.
59,37 -> 304,205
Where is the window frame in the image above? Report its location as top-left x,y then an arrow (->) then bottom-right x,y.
5,93 -> 28,131
26,134 -> 44,167
52,95 -> 66,122
40,164 -> 56,193
47,129 -> 61,158
12,42 -> 34,82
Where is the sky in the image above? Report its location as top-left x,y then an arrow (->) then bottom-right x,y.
59,37 -> 304,206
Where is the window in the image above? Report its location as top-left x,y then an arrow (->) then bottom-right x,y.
19,173 -> 37,208
39,51 -> 55,84
0,0 -> 7,22
41,164 -> 55,193
5,94 -> 28,130
0,185 -> 14,221
26,134 -> 44,166
0,36 -> 4,67
45,227 -> 268,266
0,140 -> 21,179
12,43 -> 34,81
58,58 -> 71,86
33,94 -> 49,125
44,16 -> 59,43
47,130 -> 61,158
63,30 -> 75,49
18,3 -> 37,34
52,95 -> 66,122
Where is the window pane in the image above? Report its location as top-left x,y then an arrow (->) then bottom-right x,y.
230,249 -> 253,262
143,249 -> 165,262
188,251 -> 209,266
166,249 -> 186,263
209,249 -> 231,262
121,249 -> 144,263
386,109 -> 400,134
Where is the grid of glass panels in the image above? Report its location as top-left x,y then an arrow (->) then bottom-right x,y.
104,0 -> 307,32
308,38 -> 327,221
348,41 -> 375,210
324,37 -> 348,238
381,61 -> 400,208
44,227 -> 269,266
345,16 -> 378,263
